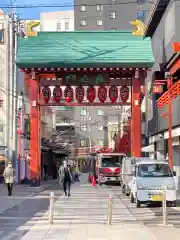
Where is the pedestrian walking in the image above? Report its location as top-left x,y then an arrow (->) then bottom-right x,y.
58,160 -> 72,197
3,162 -> 16,196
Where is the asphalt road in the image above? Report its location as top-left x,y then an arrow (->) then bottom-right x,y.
0,183 -> 62,240
104,184 -> 180,229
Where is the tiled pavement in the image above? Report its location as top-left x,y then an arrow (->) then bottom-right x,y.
19,181 -> 180,240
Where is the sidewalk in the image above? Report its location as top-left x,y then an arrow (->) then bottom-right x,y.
0,179 -> 56,213
20,178 -> 180,240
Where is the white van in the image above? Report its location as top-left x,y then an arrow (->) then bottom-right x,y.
121,157 -> 149,196
129,160 -> 176,208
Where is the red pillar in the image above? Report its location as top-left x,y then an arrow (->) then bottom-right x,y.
132,73 -> 141,157
29,78 -> 41,186
168,78 -> 173,169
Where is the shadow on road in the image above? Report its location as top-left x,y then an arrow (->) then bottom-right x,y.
0,184 -> 61,239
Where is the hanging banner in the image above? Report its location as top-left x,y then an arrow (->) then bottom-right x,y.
87,86 -> 96,103
76,86 -> 85,103
109,85 -> 118,103
53,86 -> 62,102
120,85 -> 129,102
98,86 -> 107,103
42,87 -> 51,103
64,86 -> 74,102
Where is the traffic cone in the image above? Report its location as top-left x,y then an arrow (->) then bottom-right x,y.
92,176 -> 96,187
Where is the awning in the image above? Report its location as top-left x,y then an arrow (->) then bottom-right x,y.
141,144 -> 154,153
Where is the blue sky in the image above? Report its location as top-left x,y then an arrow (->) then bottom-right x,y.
1,0 -> 73,19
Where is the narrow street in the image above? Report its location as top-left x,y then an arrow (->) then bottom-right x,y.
1,178 -> 180,240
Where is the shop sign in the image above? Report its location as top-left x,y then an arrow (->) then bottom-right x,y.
152,84 -> 163,94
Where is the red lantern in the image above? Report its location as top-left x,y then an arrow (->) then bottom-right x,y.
98,86 -> 107,103
42,87 -> 51,103
53,86 -> 62,103
109,85 -> 118,103
65,97 -> 71,102
120,85 -> 129,102
76,86 -> 85,103
87,86 -> 96,103
64,86 -> 74,102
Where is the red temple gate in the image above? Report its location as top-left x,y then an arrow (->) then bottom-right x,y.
16,31 -> 153,185
22,67 -> 147,184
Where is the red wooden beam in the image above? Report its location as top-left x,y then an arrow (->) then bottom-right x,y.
39,102 -> 131,107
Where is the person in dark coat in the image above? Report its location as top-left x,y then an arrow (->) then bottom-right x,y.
58,160 -> 72,196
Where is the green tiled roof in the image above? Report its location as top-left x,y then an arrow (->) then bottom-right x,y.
16,31 -> 154,68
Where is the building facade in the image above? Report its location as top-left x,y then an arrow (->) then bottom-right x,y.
40,11 -> 74,31
0,10 -> 16,166
74,0 -> 147,30
144,0 -> 180,188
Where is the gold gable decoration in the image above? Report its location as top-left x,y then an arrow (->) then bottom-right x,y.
130,20 -> 145,36
26,21 -> 40,36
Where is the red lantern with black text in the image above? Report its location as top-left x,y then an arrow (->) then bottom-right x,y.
98,86 -> 107,103
53,86 -> 62,103
76,86 -> 85,103
64,86 -> 74,102
87,86 -> 96,103
42,87 -> 51,103
120,85 -> 129,102
109,85 -> 118,103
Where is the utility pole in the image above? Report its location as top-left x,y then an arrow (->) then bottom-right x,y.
104,115 -> 108,147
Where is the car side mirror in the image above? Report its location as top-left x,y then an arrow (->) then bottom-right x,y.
173,171 -> 176,176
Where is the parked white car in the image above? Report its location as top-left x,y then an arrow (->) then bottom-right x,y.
129,160 -> 176,208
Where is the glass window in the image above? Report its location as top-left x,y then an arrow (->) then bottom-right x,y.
0,29 -> 4,44
80,124 -> 90,131
63,118 -> 70,123
136,10 -> 146,22
81,108 -> 88,116
65,21 -> 70,31
80,5 -> 86,12
97,124 -> 104,131
80,139 -> 86,147
80,19 -> 87,26
97,109 -> 104,116
109,12 -> 116,19
97,20 -> 103,26
137,163 -> 173,177
56,22 -> 61,31
96,4 -> 103,11
101,155 -> 123,167
96,139 -> 104,146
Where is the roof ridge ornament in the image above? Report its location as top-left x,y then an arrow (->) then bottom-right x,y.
130,20 -> 145,36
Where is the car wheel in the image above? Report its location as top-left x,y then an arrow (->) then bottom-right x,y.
136,199 -> 141,208
130,193 -> 134,203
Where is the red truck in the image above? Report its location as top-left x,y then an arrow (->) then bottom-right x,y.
96,153 -> 125,185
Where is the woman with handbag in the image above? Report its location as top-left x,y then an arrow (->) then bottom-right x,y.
3,162 -> 16,196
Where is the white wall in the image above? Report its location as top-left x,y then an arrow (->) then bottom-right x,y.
0,11 -> 15,160
40,11 -> 74,32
